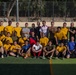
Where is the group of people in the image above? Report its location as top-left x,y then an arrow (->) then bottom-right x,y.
0,20 -> 76,59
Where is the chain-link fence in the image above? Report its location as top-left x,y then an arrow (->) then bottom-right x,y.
0,1 -> 76,22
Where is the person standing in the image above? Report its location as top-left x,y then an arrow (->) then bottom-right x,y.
39,20 -> 48,37
35,21 -> 41,39
22,23 -> 30,38
69,22 -> 76,41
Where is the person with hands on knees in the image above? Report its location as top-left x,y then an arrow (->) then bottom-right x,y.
32,40 -> 42,59
43,41 -> 55,59
21,40 -> 31,59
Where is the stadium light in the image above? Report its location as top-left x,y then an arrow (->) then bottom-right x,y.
16,0 -> 19,22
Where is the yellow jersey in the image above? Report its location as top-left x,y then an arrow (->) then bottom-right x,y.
5,37 -> 13,44
56,46 -> 66,52
0,41 -> 3,47
18,37 -> 27,46
10,44 -> 21,52
0,25 -> 4,32
54,30 -> 68,40
4,44 -> 11,51
0,35 -> 5,41
14,27 -> 22,37
40,37 -> 49,47
5,26 -> 14,34
61,27 -> 68,39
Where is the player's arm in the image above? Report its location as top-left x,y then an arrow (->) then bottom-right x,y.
32,45 -> 37,53
49,46 -> 55,53
69,28 -> 75,34
54,34 -> 58,45
66,45 -> 71,54
43,47 -> 48,53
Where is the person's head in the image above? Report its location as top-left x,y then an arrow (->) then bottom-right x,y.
8,20 -> 12,26
51,21 -> 54,27
36,40 -> 40,46
57,27 -> 61,32
6,40 -> 10,44
42,33 -> 45,38
71,36 -> 74,41
13,41 -> 17,45
25,23 -> 28,28
7,32 -> 11,37
37,21 -> 40,26
48,41 -> 52,46
24,40 -> 29,45
32,23 -> 35,28
31,31 -> 35,37
60,42 -> 64,47
70,22 -> 74,27
16,22 -> 19,27
42,20 -> 46,26
0,21 -> 3,26
63,22 -> 67,28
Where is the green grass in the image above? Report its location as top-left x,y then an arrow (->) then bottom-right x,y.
0,57 -> 76,75
0,56 -> 48,64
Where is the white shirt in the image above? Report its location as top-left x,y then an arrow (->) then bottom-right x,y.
22,28 -> 30,38
33,44 -> 42,51
39,25 -> 48,34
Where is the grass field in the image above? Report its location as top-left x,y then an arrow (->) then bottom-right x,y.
0,57 -> 76,75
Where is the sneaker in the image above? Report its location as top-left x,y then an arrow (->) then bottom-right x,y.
42,56 -> 46,59
55,57 -> 59,59
16,55 -> 19,57
1,55 -> 4,58
49,56 -> 52,60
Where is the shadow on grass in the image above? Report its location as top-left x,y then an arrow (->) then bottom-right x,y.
0,64 -> 51,75
53,64 -> 76,75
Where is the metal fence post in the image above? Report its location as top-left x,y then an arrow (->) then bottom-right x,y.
16,0 -> 19,22
52,1 -> 54,21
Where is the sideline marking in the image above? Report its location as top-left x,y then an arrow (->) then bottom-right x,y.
49,59 -> 54,75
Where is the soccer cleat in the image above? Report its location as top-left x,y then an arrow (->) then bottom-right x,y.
55,57 -> 59,59
42,56 -> 46,59
16,55 -> 19,57
49,57 -> 52,60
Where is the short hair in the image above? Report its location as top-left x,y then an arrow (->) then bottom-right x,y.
42,20 -> 46,23
16,22 -> 19,24
25,23 -> 28,25
63,22 -> 67,25
32,23 -> 35,26
24,40 -> 29,42
51,21 -> 54,24
57,27 -> 61,29
8,20 -> 12,23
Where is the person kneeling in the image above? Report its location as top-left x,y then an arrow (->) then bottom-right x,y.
43,41 -> 55,59
32,41 -> 42,59
56,42 -> 66,59
21,40 -> 31,59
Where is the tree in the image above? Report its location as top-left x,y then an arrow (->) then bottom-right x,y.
6,0 -> 16,18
